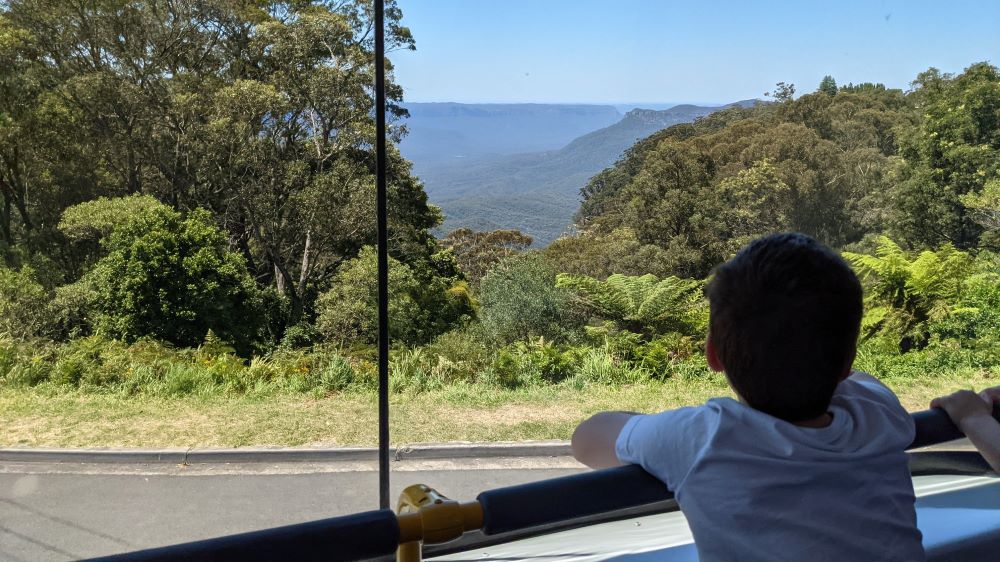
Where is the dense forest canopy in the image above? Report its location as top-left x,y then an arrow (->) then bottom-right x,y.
563,66 -> 996,280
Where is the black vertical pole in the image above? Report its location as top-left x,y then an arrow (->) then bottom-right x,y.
374,0 -> 390,510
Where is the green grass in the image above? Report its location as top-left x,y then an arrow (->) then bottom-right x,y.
1,367 -> 995,448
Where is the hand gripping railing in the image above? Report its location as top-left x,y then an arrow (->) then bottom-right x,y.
86,408 -> 998,562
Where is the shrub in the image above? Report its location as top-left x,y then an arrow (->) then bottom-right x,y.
84,203 -> 265,354
420,330 -> 489,384
491,341 -> 580,388
48,281 -> 98,340
390,348 -> 440,392
927,252 -> 1000,348
570,347 -> 648,387
316,247 -> 474,347
478,253 -> 583,346
0,266 -> 50,339
635,333 -> 702,377
280,322 -> 322,350
845,237 -> 975,352
318,354 -> 357,392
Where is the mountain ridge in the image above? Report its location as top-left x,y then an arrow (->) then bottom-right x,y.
411,100 -> 761,244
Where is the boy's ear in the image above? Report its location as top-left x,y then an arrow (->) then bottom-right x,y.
706,337 -> 724,372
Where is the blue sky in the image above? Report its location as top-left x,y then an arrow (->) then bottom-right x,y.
392,0 -> 1000,105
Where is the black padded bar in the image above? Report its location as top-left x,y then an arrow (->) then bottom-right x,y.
84,509 -> 399,562
477,408 -> 999,536
910,408 -> 964,449
911,404 -> 1000,449
478,464 -> 670,535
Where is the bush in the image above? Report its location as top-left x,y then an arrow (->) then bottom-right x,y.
845,237 -> 974,352
0,266 -> 51,339
478,253 -> 583,346
316,247 -> 475,347
420,330 -> 489,384
927,252 -> 1000,348
390,348 -> 440,392
48,282 -> 98,340
557,272 -> 708,339
570,347 -> 648,387
83,203 -> 265,354
634,333 -> 702,377
490,341 -> 581,388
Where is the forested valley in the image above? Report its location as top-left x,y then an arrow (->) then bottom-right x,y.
1,0 -> 998,446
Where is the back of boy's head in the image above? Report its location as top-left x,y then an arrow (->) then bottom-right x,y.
706,233 -> 863,423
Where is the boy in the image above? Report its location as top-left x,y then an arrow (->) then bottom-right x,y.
572,233 -> 925,561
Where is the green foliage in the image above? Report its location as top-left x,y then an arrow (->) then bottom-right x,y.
441,228 -> 533,285
477,253 -> 583,346
844,237 -> 975,351
892,63 -> 1000,249
59,195 -> 165,244
0,0 -> 442,332
556,272 -> 707,338
927,252 -> 1000,348
315,247 -> 474,347
961,178 -> 1000,242
543,227 -> 676,280
577,77 -> 910,278
490,340 -> 581,388
0,265 -> 49,339
568,347 -> 649,388
818,75 -> 838,96
85,203 -> 264,354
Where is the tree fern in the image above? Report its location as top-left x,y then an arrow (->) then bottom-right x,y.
844,236 -> 974,351
556,272 -> 706,338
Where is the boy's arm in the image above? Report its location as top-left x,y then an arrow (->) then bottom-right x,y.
931,389 -> 1000,473
571,411 -> 639,469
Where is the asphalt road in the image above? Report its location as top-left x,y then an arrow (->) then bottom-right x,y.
0,458 -> 584,561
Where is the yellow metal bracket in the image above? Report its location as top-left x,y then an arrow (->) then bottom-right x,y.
396,484 -> 484,562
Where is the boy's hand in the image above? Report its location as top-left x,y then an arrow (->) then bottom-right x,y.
931,390 -> 993,426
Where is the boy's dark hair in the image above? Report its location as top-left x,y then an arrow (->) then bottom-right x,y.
705,233 -> 863,422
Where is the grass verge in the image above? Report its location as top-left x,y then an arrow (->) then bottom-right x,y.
1,368 -> 995,448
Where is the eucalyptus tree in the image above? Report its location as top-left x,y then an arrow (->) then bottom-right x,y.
1,0 -> 443,325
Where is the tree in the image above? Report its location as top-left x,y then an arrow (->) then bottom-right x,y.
441,228 -> 532,285
572,77 -> 914,278
0,0 -> 439,329
544,227 -> 676,280
767,82 -> 796,102
716,159 -> 791,251
555,273 -> 706,339
818,75 -> 838,96
891,63 -> 1000,249
961,178 -> 1000,241
84,202 -> 265,354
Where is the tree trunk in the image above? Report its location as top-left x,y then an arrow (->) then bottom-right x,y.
298,230 -> 312,294
0,196 -> 11,246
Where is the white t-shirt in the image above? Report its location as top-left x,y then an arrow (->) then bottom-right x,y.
615,376 -> 925,561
